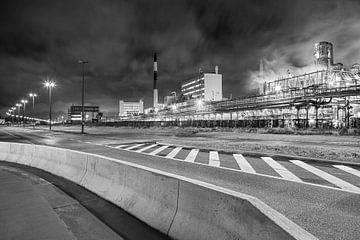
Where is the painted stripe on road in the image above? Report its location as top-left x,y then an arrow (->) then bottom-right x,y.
124,144 -> 146,150
136,144 -> 157,153
291,160 -> 360,192
233,154 -> 256,173
114,145 -> 128,149
165,147 -> 182,158
184,149 -> 199,162
334,165 -> 360,178
209,151 -> 220,167
149,145 -> 169,155
262,157 -> 302,182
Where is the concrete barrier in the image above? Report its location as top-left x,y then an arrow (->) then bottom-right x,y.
0,142 -> 317,240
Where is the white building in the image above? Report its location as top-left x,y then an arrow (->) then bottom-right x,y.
119,99 -> 144,117
181,66 -> 222,102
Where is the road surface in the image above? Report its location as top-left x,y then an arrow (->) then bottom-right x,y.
0,126 -> 359,240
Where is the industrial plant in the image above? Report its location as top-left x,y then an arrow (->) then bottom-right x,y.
139,41 -> 360,129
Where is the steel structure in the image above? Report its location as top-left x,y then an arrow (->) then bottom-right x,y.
146,69 -> 360,128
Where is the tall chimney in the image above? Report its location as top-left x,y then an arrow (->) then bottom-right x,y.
215,65 -> 219,74
153,53 -> 158,109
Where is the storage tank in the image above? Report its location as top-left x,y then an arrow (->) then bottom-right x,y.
314,41 -> 334,69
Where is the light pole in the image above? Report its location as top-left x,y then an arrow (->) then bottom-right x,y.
16,103 -> 21,126
29,93 -> 37,124
21,99 -> 28,127
78,60 -> 88,134
44,81 -> 56,130
11,107 -> 16,124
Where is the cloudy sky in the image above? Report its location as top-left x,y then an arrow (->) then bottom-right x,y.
1,0 -> 360,118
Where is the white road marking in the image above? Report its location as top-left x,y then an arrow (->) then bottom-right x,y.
165,147 -> 182,159
233,154 -> 256,173
262,157 -> 302,182
184,149 -> 199,162
114,145 -> 128,149
136,144 -> 157,153
125,144 -> 146,150
209,151 -> 220,167
291,160 -> 360,192
334,165 -> 360,178
149,145 -> 169,155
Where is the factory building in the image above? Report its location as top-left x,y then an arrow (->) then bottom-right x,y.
181,66 -> 222,102
119,99 -> 144,117
143,42 -> 360,129
68,105 -> 100,123
164,92 -> 177,105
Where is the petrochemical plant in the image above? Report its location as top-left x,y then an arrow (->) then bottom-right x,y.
123,41 -> 360,129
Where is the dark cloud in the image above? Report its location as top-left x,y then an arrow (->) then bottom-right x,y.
1,0 -> 360,118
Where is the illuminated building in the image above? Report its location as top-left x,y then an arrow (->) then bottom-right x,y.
181,66 -> 222,102
143,42 -> 360,129
119,99 -> 144,117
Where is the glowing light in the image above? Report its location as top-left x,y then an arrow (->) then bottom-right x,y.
44,81 -> 56,88
275,85 -> 282,91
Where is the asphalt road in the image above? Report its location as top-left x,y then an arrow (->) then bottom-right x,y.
1,126 -> 359,240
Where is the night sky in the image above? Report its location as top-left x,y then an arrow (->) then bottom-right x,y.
1,0 -> 360,118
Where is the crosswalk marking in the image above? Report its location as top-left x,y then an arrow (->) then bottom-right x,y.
209,151 -> 220,167
262,157 -> 302,182
124,144 -> 146,150
291,160 -> 360,192
165,147 -> 182,158
184,149 -> 199,162
136,144 -> 158,153
233,154 -> 256,173
105,142 -> 360,193
149,145 -> 169,155
334,165 -> 360,178
114,144 -> 128,149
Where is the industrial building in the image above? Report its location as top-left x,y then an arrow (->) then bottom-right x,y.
143,42 -> 360,129
119,99 -> 144,117
181,66 -> 222,101
68,105 -> 100,123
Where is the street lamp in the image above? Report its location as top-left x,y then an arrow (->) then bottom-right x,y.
21,99 -> 28,126
16,103 -> 21,126
29,93 -> 37,123
78,60 -> 88,134
44,80 -> 56,130
11,107 -> 16,124
29,92 -> 37,109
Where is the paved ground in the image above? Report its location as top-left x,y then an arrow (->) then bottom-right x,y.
104,141 -> 360,193
0,165 -> 123,240
1,125 -> 360,240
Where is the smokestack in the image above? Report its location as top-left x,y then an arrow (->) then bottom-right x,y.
215,65 -> 219,74
153,53 -> 158,109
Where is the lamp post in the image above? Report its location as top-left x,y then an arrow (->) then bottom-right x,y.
11,107 -> 16,124
16,103 -> 21,126
29,93 -> 37,124
78,60 -> 88,134
44,81 -> 56,130
21,99 -> 28,127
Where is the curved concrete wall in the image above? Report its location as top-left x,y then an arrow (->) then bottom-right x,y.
0,142 -> 317,240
